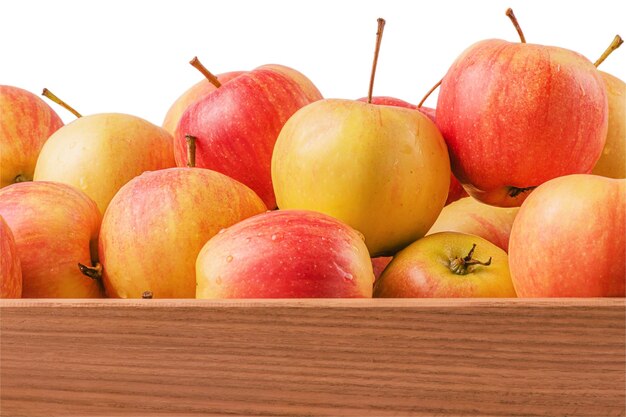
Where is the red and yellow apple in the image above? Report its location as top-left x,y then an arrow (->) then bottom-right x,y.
196,210 -> 374,298
436,39 -> 608,207
428,197 -> 519,252
0,85 -> 63,188
374,232 -> 516,298
0,215 -> 22,298
175,64 -> 322,209
272,98 -> 451,256
592,71 -> 625,178
99,167 -> 266,298
34,112 -> 176,214
509,174 -> 625,297
0,182 -> 103,298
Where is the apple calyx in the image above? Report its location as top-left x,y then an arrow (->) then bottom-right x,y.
417,78 -> 442,109
78,262 -> 102,281
508,185 -> 536,198
367,18 -> 386,103
142,291 -> 153,299
505,8 -> 526,43
14,174 -> 28,183
41,88 -> 82,118
190,56 -> 221,88
449,244 -> 492,275
185,134 -> 197,167
594,35 -> 623,67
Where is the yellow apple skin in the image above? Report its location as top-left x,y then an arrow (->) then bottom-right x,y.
34,113 -> 175,215
427,197 -> 519,252
99,168 -> 267,298
374,232 -> 516,298
0,215 -> 22,298
272,99 -> 451,256
592,72 -> 625,179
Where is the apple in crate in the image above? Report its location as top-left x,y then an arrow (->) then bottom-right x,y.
374,232 -> 516,298
427,197 -> 519,252
196,210 -> 374,298
0,85 -> 63,188
0,215 -> 22,298
0,182 -> 103,298
99,167 -> 266,298
175,64 -> 322,209
436,10 -> 608,207
509,174 -> 625,297
33,89 -> 175,214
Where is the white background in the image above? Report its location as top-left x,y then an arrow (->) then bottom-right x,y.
2,0 -> 624,126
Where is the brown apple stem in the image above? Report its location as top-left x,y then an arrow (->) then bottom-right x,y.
78,262 -> 102,281
505,8 -> 526,43
449,244 -> 492,275
185,134 -> 197,168
367,18 -> 386,103
417,78 -> 442,109
190,56 -> 221,88
508,185 -> 536,198
142,290 -> 154,299
594,35 -> 623,67
41,88 -> 82,118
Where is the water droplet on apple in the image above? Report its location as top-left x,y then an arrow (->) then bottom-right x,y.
256,232 -> 262,237
226,255 -> 233,263
343,273 -> 354,281
271,234 -> 277,241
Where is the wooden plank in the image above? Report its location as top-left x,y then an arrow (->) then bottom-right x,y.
1,299 -> 624,417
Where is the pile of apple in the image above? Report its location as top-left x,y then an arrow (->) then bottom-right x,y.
1,10 -> 624,299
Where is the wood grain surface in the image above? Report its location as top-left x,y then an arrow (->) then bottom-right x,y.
1,298 -> 624,417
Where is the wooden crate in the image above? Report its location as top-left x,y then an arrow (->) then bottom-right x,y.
1,298 -> 624,416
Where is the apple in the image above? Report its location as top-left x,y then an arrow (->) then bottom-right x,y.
371,256 -> 392,281
162,58 -> 244,136
427,197 -> 519,252
436,9 -> 608,207
0,181 -> 103,298
591,36 -> 625,179
33,90 -> 176,214
0,215 -> 22,298
509,174 -> 625,297
99,167 -> 267,298
273,19 -> 450,256
0,85 -> 63,188
196,210 -> 374,298
175,62 -> 322,209
374,232 -> 516,298
357,96 -> 467,206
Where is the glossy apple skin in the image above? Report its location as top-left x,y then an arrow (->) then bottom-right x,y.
175,64 -> 322,209
371,256 -> 392,281
273,98 -> 450,256
0,182 -> 103,298
509,175 -> 625,297
196,210 -> 374,298
0,85 -> 63,187
34,113 -> 176,215
374,232 -> 516,298
100,167 -> 267,298
437,39 -> 608,207
428,197 -> 519,252
0,215 -> 22,298
162,71 -> 245,136
592,72 -> 625,179
358,97 -> 467,205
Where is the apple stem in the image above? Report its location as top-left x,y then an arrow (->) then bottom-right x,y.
508,185 -> 536,198
594,35 -> 623,67
417,78 -> 443,109
190,56 -> 221,88
142,291 -> 153,299
449,244 -> 492,275
367,18 -> 386,104
78,262 -> 102,281
41,88 -> 82,118
185,134 -> 197,168
505,8 -> 526,43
